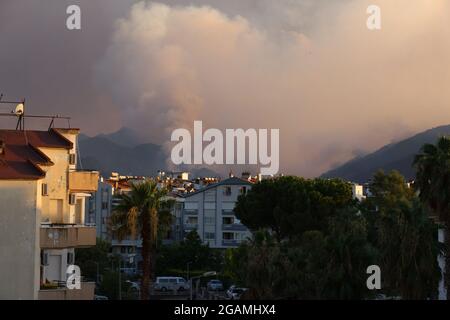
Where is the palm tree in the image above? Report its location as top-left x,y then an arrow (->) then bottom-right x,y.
414,136 -> 450,298
111,180 -> 173,300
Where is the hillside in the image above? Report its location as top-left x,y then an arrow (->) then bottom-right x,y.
321,124 -> 450,183
78,128 -> 219,178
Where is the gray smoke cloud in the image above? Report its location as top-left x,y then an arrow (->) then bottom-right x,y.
1,0 -> 450,176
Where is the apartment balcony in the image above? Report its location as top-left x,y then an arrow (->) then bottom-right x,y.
184,209 -> 198,215
39,281 -> 95,300
222,239 -> 241,247
221,210 -> 235,216
184,223 -> 198,230
40,225 -> 96,249
222,223 -> 248,231
68,170 -> 99,192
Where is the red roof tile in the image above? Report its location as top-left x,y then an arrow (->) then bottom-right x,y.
0,129 -> 73,180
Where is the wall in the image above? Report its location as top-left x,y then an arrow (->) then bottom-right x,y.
38,147 -> 70,224
183,183 -> 252,248
0,180 -> 40,299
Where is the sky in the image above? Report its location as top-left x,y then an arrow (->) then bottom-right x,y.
0,0 -> 449,177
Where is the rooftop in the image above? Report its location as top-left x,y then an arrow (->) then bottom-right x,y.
0,128 -> 73,180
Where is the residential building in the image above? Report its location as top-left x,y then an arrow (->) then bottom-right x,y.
86,174 -> 185,274
351,183 -> 366,201
181,176 -> 253,248
86,177 -> 114,240
0,128 -> 99,300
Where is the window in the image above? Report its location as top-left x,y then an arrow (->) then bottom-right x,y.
240,187 -> 247,195
42,183 -> 48,196
205,232 -> 215,240
223,232 -> 234,240
204,217 -> 215,225
69,153 -> 76,165
223,217 -> 234,225
186,217 -> 198,225
41,251 -> 49,266
102,202 -> 108,210
69,194 -> 76,205
67,252 -> 75,265
224,186 -> 232,196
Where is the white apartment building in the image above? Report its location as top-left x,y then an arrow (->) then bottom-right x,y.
0,128 -> 98,300
181,177 -> 253,248
351,183 -> 366,201
86,178 -> 114,240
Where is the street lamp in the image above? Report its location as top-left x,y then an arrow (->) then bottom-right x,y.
190,271 -> 217,300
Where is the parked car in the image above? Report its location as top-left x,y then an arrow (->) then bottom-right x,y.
207,279 -> 224,291
226,287 -> 247,300
154,277 -> 190,292
94,295 -> 109,300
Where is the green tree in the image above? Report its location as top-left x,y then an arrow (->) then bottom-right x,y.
111,180 -> 173,300
75,237 -> 111,283
413,136 -> 450,297
324,209 -> 378,299
157,230 -> 222,276
235,176 -> 354,241
362,170 -> 441,299
414,136 -> 450,219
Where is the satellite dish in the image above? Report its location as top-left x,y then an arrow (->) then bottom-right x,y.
14,103 -> 24,116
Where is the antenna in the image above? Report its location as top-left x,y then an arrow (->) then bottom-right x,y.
0,94 -> 71,130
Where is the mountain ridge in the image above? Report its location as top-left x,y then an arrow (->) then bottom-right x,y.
321,124 -> 450,183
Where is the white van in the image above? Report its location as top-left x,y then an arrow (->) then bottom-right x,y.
155,277 -> 190,292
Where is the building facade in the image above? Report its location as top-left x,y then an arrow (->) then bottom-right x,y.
181,177 -> 253,248
0,128 -> 98,300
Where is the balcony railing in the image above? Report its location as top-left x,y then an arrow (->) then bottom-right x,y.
184,223 -> 198,230
222,223 -> 248,231
184,209 -> 198,215
68,170 -> 99,192
40,225 -> 96,248
222,210 -> 235,216
222,239 -> 241,247
39,281 -> 95,300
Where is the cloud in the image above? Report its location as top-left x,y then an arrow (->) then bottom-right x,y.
1,0 -> 450,176
96,0 -> 450,176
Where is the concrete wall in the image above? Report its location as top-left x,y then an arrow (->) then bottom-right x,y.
0,180 -> 40,299
38,147 -> 70,224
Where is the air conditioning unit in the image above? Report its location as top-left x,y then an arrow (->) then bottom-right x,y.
69,194 -> 76,205
41,251 -> 49,266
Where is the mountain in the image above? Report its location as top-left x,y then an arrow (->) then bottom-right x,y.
79,127 -> 149,148
78,127 -> 220,178
321,124 -> 450,183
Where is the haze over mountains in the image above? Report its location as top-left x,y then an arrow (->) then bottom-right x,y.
80,124 -> 450,182
78,127 -> 218,178
321,124 -> 450,183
